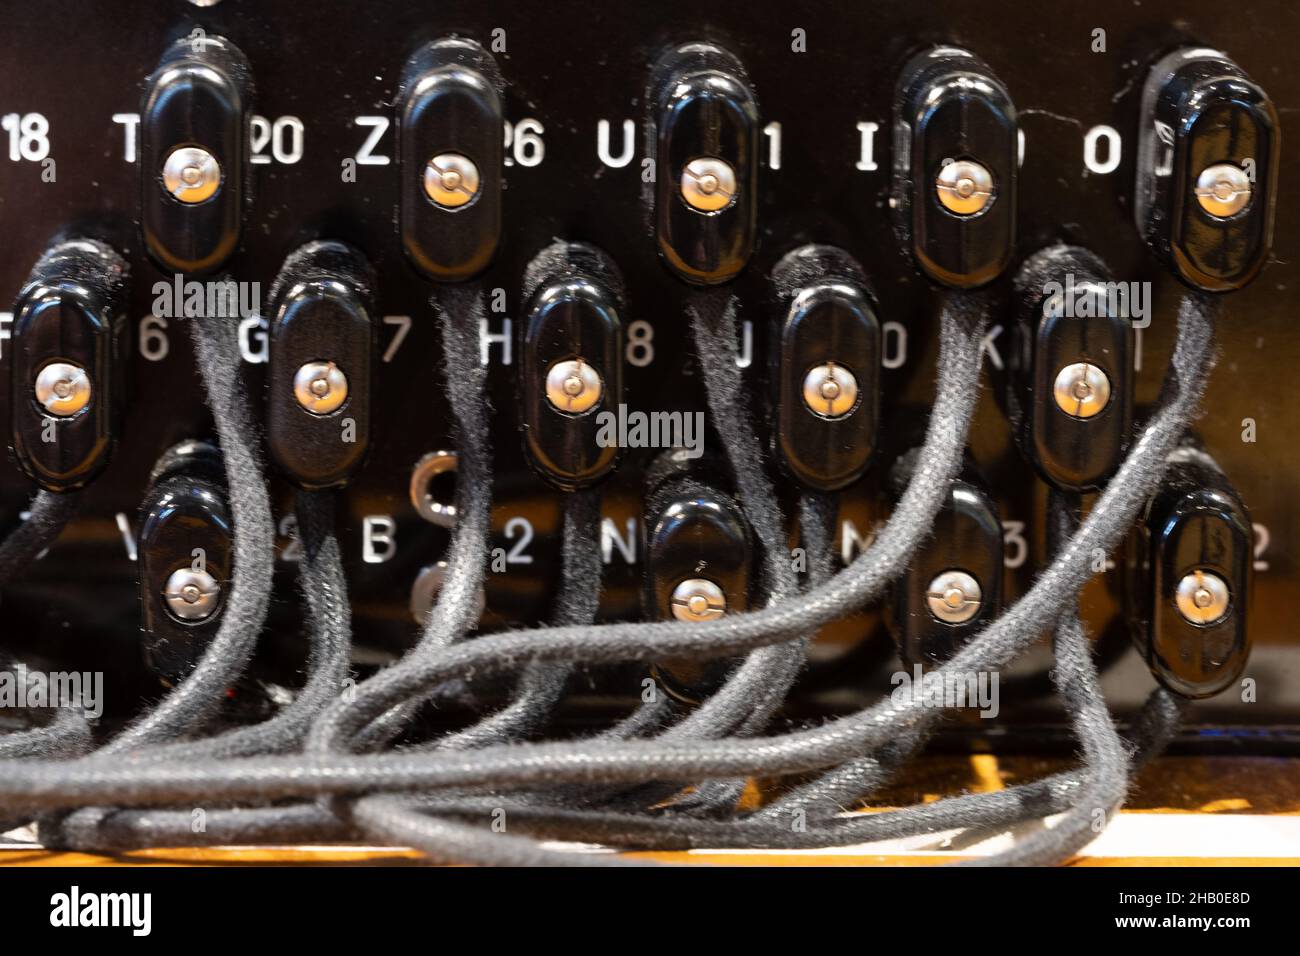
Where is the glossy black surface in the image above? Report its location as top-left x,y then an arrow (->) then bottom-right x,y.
140,35 -> 252,275
0,1 -> 1298,744
893,46 -> 1017,289
398,38 -> 503,282
519,243 -> 624,489
267,240 -> 376,490
652,42 -> 759,285
888,453 -> 1003,667
9,241 -> 128,493
642,456 -> 752,703
1136,449 -> 1252,699
1009,245 -> 1134,491
770,245 -> 880,491
1135,48 -> 1279,291
137,441 -> 233,684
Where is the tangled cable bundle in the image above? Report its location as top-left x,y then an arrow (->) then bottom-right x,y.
0,284 -> 1219,866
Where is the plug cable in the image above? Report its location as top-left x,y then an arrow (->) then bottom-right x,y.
0,291 -> 1216,867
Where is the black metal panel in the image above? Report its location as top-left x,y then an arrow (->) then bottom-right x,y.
1,0 -> 1298,746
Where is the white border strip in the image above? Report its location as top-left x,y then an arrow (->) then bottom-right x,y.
684,812 -> 1300,859
6,813 -> 1299,860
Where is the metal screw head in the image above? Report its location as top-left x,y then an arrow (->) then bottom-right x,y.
293,361 -> 348,415
680,157 -> 737,212
801,362 -> 859,419
34,361 -> 92,417
1175,569 -> 1230,626
1195,163 -> 1252,218
164,567 -> 220,621
935,159 -> 994,216
423,153 -> 480,208
1052,362 -> 1112,419
926,569 -> 982,624
545,358 -> 604,415
162,146 -> 222,204
670,578 -> 727,622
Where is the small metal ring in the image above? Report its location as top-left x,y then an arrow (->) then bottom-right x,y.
410,561 -> 487,624
410,451 -> 459,528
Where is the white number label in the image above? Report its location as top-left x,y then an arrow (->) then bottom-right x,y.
503,517 -> 534,564
250,115 -> 304,165
882,321 -> 908,369
1002,520 -> 1028,570
505,118 -> 545,167
1083,125 -> 1121,175
139,315 -> 170,362
2,112 -> 50,161
382,315 -> 412,363
763,121 -> 782,170
1253,523 -> 1271,572
625,319 -> 655,367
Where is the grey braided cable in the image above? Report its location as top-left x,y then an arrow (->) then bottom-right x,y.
101,315 -> 275,752
121,488 -> 352,762
47,682 -> 1182,854
306,284 -> 492,757
431,485 -> 602,752
0,490 -> 81,585
0,290 -> 1215,867
0,492 -> 90,763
